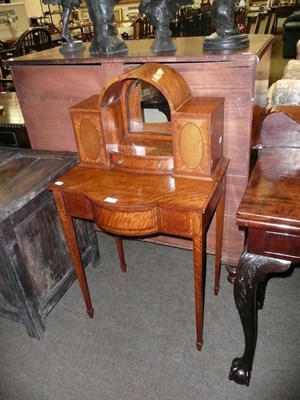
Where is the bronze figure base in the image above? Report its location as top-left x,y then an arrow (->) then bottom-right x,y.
151,29 -> 176,53
89,35 -> 128,56
203,33 -> 249,51
59,40 -> 86,54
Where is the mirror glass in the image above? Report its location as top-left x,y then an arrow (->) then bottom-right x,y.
128,80 -> 171,135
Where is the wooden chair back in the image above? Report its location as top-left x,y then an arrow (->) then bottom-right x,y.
254,12 -> 268,34
265,7 -> 277,34
15,27 -> 52,56
132,16 -> 155,39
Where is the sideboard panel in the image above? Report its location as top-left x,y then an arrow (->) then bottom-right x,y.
0,147 -> 99,338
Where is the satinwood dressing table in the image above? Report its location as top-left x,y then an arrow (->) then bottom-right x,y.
49,63 -> 229,350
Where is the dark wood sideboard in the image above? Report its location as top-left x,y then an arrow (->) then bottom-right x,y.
0,147 -> 99,338
6,35 -> 274,267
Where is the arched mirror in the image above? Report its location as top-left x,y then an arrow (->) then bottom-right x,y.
127,80 -> 172,136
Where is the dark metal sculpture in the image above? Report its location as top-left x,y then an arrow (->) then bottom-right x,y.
85,0 -> 128,55
204,0 -> 249,50
43,0 -> 85,53
84,0 -> 192,55
45,0 -> 249,55
140,0 -> 193,52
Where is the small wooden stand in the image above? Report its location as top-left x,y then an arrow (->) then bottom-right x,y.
49,63 -> 229,350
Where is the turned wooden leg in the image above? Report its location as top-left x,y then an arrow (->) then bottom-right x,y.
214,190 -> 225,295
229,252 -> 291,386
192,214 -> 206,351
115,235 -> 127,273
53,191 -> 94,318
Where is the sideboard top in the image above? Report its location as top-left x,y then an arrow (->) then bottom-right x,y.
0,147 -> 77,222
7,35 -> 274,66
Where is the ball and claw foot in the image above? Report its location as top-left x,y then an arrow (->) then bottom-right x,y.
229,357 -> 251,386
87,307 -> 94,318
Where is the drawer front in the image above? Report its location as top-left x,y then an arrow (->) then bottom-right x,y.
63,193 -> 93,219
265,231 -> 300,260
159,209 -> 191,236
110,153 -> 173,174
92,204 -> 158,235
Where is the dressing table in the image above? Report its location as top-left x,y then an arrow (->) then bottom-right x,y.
49,63 -> 229,349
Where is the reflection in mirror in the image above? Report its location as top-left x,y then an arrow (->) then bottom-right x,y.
128,80 -> 171,135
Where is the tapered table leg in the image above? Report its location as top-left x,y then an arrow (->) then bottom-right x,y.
214,190 -> 225,295
115,235 -> 127,273
53,191 -> 94,318
192,213 -> 206,351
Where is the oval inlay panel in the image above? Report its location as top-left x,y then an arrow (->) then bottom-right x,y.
179,123 -> 203,169
80,119 -> 100,160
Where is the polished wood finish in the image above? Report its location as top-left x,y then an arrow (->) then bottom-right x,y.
260,108 -> 300,148
268,105 -> 300,124
228,111 -> 300,386
0,147 -> 99,338
70,63 -> 224,181
7,35 -> 274,266
49,158 -> 229,350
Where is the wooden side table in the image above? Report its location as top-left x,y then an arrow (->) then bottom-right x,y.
228,111 -> 300,386
49,157 -> 229,350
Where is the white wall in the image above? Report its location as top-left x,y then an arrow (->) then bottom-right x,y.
10,0 -> 60,18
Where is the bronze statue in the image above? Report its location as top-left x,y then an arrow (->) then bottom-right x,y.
85,0 -> 127,55
85,0 -> 191,54
139,0 -> 192,52
42,0 -> 83,44
210,0 -> 239,37
44,0 -> 195,55
45,0 -> 249,54
204,0 -> 249,50
45,0 -> 249,55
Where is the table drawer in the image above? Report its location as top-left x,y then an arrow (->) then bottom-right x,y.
110,153 -> 173,174
63,193 -> 93,219
265,231 -> 300,260
92,203 -> 158,235
159,209 -> 191,236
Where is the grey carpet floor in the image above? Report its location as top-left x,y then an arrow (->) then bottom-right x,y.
1,232 -> 299,400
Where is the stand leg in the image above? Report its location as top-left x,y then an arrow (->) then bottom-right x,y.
214,190 -> 225,295
53,192 -> 94,318
229,252 -> 291,386
192,214 -> 206,351
115,236 -> 127,273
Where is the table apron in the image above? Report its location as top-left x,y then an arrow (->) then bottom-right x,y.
247,228 -> 300,263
